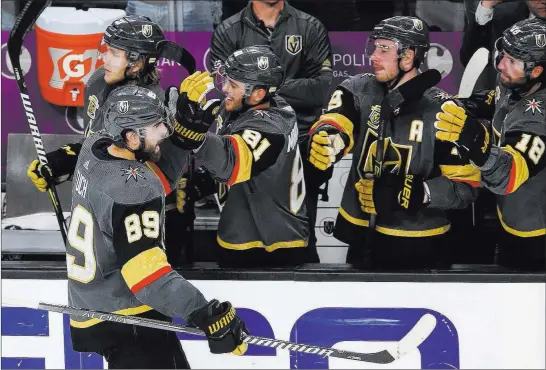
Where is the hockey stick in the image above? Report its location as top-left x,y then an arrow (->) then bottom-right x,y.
457,47 -> 489,99
367,69 -> 443,232
168,43 -> 198,264
7,0 -> 68,245
159,40 -> 197,75
4,299 -> 437,364
457,48 -> 489,226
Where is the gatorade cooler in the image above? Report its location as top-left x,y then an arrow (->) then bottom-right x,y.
35,7 -> 126,107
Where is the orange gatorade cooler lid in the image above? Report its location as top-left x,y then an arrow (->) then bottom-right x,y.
35,7 -> 126,107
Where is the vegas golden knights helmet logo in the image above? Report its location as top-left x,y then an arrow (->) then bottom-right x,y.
285,35 -> 302,55
257,56 -> 269,70
118,100 -> 129,114
536,34 -> 546,48
142,24 -> 153,38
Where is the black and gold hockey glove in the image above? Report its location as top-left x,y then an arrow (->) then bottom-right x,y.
176,166 -> 216,213
26,144 -> 81,192
356,173 -> 425,216
188,299 -> 248,355
170,71 -> 221,150
435,101 -> 491,167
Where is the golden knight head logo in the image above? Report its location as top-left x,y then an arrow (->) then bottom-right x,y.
536,34 -> 546,48
285,35 -> 302,55
367,105 -> 381,129
413,19 -> 423,31
118,100 -> 129,114
142,24 -> 153,38
257,56 -> 269,70
87,95 -> 99,119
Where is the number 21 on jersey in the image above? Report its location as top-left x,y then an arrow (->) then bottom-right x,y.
66,205 -> 160,283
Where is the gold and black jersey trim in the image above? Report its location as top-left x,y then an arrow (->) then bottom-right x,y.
217,235 -> 307,252
338,207 -> 451,237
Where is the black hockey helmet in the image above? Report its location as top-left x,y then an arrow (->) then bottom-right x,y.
494,18 -> 546,76
102,85 -> 174,142
366,16 -> 430,68
214,45 -> 285,97
101,15 -> 165,68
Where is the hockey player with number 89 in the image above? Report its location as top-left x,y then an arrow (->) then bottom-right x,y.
168,45 -> 315,267
66,85 -> 248,368
307,16 -> 481,270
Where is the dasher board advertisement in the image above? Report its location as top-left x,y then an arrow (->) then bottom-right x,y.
2,279 -> 544,369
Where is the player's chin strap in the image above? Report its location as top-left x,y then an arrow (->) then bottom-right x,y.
116,134 -> 152,163
241,96 -> 272,111
387,64 -> 416,91
387,47 -> 420,90
240,84 -> 273,111
512,76 -> 544,97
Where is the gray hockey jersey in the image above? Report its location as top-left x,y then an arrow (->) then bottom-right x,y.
313,73 -> 480,245
194,96 -> 310,251
67,132 -> 206,352
481,84 -> 546,237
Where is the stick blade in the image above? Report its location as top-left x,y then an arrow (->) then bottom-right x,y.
389,313 -> 437,360
458,47 -> 490,98
2,298 -> 40,309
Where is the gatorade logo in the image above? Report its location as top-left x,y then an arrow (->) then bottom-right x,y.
48,48 -> 99,89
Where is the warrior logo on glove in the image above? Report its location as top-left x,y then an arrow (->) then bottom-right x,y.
167,71 -> 221,150
208,306 -> 236,335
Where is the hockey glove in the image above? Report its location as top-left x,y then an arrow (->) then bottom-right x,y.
176,167 -> 217,213
356,173 -> 425,216
188,299 -> 248,355
27,160 -> 54,192
26,144 -> 81,192
172,71 -> 220,150
456,89 -> 496,120
434,101 -> 491,167
309,131 -> 348,170
355,178 -> 376,215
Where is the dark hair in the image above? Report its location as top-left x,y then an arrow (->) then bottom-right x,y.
128,54 -> 162,85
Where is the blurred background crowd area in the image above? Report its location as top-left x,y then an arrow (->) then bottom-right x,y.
2,0 -> 471,32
